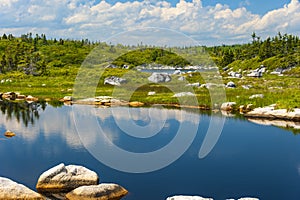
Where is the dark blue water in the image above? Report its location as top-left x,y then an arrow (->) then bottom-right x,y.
0,104 -> 300,200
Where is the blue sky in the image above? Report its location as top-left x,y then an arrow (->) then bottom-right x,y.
202,0 -> 291,14
0,0 -> 299,45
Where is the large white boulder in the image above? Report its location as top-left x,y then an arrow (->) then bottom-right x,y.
173,70 -> 182,75
186,82 -> 201,87
104,76 -> 127,86
36,163 -> 99,193
226,81 -> 236,88
148,91 -> 156,96
249,94 -> 264,99
221,102 -> 236,111
66,183 -> 128,200
148,73 -> 172,83
0,177 -> 45,200
178,76 -> 186,81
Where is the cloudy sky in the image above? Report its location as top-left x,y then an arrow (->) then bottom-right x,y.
0,0 -> 299,46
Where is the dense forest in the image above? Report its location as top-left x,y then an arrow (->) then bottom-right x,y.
209,32 -> 300,72
0,32 -> 299,75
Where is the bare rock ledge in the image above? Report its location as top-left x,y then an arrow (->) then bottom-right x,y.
245,106 -> 300,122
66,183 -> 128,200
0,177 -> 45,200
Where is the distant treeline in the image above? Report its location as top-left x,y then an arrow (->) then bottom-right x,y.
209,32 -> 300,71
0,32 -> 299,75
0,33 -> 97,75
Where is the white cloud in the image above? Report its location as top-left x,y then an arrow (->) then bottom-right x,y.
0,0 -> 18,7
254,0 -> 300,32
0,0 -> 299,45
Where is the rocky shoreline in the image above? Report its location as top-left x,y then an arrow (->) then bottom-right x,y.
1,91 -> 299,126
0,163 -> 128,200
0,163 -> 259,200
221,102 -> 300,123
244,106 -> 300,122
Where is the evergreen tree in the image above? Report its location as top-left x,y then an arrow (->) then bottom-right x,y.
2,33 -> 7,39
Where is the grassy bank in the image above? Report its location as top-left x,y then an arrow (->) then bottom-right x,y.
0,67 -> 299,110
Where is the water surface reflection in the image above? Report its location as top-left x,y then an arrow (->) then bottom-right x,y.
0,103 -> 300,199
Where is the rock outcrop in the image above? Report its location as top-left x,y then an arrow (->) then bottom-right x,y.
249,94 -> 264,99
0,177 -> 45,200
104,76 -> 127,86
148,73 -> 172,83
178,76 -> 186,81
129,101 -> 144,107
36,163 -> 99,193
228,71 -> 242,78
66,183 -> 128,200
166,196 -> 213,200
221,102 -> 236,111
173,70 -> 182,75
245,106 -> 300,121
226,81 -> 236,88
247,65 -> 266,78
186,82 -> 200,87
148,91 -> 156,96
62,96 -> 73,102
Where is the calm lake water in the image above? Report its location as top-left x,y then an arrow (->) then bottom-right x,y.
0,102 -> 300,200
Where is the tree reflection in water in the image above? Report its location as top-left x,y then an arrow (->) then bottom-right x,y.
0,100 -> 47,127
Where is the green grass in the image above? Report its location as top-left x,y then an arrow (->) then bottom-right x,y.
0,66 -> 299,110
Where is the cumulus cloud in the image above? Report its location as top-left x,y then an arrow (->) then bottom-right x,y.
0,0 -> 299,45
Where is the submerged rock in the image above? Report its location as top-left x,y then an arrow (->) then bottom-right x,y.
36,163 -> 99,193
4,130 -> 16,138
166,195 -> 213,200
0,177 -> 45,200
66,183 -> 128,200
